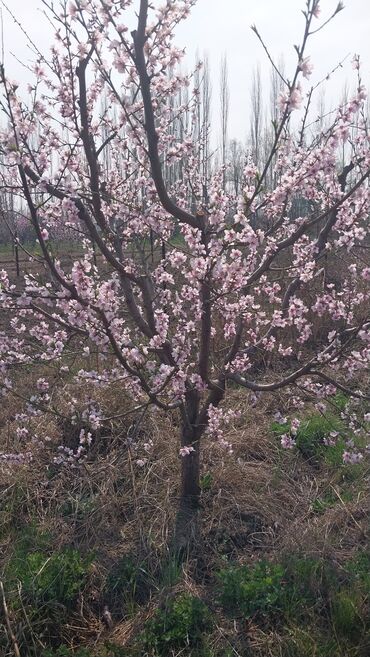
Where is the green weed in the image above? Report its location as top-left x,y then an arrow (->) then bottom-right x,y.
6,531 -> 93,609
141,593 -> 212,656
310,488 -> 353,514
217,561 -> 284,618
330,589 -> 364,638
200,472 -> 213,492
18,548 -> 92,606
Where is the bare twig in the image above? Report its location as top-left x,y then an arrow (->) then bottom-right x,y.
0,580 -> 21,657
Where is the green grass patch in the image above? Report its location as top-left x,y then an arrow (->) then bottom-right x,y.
310,487 -> 353,514
9,546 -> 93,607
217,561 -> 284,618
271,409 -> 351,465
141,593 -> 212,656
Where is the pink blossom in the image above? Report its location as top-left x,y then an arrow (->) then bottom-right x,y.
179,445 -> 195,457
352,54 -> 360,70
290,418 -> 301,435
274,411 -> 287,424
343,450 -> 363,464
358,85 -> 367,101
313,2 -> 321,18
36,378 -> 49,392
68,2 -> 77,17
288,84 -> 303,110
299,57 -> 314,79
281,434 -> 296,449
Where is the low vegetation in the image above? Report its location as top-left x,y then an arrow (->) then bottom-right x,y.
1,384 -> 369,656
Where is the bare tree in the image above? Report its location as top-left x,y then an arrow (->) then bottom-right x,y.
228,138 -> 245,197
201,55 -> 212,189
219,54 -> 229,187
249,65 -> 263,170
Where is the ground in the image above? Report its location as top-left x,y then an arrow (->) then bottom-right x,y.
0,376 -> 369,657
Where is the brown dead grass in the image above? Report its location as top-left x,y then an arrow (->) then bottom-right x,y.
0,382 -> 369,655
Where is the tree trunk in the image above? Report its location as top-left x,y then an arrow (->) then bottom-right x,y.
173,433 -> 201,555
173,392 -> 201,555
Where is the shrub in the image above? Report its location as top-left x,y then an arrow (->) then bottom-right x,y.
217,561 -> 284,618
141,593 -> 212,656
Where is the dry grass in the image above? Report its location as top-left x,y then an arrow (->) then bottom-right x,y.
0,381 -> 369,656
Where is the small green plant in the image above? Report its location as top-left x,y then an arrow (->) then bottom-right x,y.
218,561 -> 284,618
159,554 -> 182,587
295,414 -> 343,462
43,643 -> 133,657
218,649 -> 234,657
330,590 -> 363,638
270,419 -> 290,438
103,643 -> 134,657
60,493 -> 97,519
330,392 -> 349,412
141,593 -> 212,656
311,493 -> 336,514
311,487 -> 354,514
10,522 -> 52,555
10,547 -> 93,607
200,472 -> 213,492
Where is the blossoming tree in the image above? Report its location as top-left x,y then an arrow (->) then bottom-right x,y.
0,0 -> 369,547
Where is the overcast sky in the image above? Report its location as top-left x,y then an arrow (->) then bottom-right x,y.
1,0 -> 369,140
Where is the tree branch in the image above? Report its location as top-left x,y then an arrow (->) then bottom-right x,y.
132,0 -> 202,230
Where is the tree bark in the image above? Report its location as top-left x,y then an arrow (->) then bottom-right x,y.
173,434 -> 201,556
173,392 -> 201,555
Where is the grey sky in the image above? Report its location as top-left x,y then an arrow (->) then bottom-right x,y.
1,0 -> 369,139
